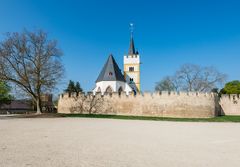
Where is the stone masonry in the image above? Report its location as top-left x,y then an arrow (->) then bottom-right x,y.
58,92 -> 224,118
220,95 -> 240,115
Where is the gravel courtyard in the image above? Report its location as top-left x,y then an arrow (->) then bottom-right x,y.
1,118 -> 240,167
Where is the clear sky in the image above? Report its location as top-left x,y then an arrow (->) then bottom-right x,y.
0,0 -> 240,93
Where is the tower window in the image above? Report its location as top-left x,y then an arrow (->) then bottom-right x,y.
129,67 -> 134,72
130,78 -> 134,82
109,72 -> 113,76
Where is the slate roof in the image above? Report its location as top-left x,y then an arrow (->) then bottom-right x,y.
96,54 -> 126,82
128,36 -> 136,55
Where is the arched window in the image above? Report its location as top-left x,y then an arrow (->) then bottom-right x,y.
97,87 -> 101,92
118,87 -> 123,96
105,86 -> 113,95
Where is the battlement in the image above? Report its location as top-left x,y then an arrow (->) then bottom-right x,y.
124,54 -> 139,58
58,91 -> 219,118
124,55 -> 140,64
221,94 -> 240,100
58,91 -> 240,118
220,94 -> 240,115
59,91 -> 217,99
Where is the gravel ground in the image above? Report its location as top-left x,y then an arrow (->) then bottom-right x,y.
0,118 -> 240,167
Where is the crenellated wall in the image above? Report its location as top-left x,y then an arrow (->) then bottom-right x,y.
219,95 -> 240,115
58,92 -> 240,118
58,92 -> 221,118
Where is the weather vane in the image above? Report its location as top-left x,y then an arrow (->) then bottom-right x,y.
130,23 -> 134,37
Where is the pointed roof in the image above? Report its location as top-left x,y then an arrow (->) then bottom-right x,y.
128,36 -> 136,55
96,54 -> 126,83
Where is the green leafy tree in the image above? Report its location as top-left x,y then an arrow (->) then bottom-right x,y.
0,81 -> 12,109
65,80 -> 75,93
65,80 -> 83,96
220,80 -> 240,94
75,82 -> 83,95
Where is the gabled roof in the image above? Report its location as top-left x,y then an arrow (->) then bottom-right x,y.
128,36 -> 136,55
96,54 -> 126,82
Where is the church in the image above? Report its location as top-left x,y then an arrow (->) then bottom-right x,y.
93,33 -> 141,95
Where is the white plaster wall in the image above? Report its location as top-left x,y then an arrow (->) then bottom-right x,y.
124,55 -> 140,64
93,81 -> 132,95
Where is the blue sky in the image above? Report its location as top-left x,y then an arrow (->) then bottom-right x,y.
0,0 -> 240,92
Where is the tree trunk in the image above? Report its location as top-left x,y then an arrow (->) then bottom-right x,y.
36,98 -> 42,114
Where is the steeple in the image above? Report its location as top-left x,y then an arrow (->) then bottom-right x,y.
128,36 -> 136,55
128,23 -> 136,55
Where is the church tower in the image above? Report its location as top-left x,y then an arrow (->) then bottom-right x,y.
124,25 -> 141,93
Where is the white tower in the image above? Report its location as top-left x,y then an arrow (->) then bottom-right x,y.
124,24 -> 141,93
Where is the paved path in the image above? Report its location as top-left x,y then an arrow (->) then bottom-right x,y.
0,118 -> 240,167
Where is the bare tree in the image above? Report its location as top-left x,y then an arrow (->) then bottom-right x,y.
156,64 -> 227,92
69,93 -> 104,114
155,76 -> 175,92
175,64 -> 202,91
70,94 -> 87,114
86,94 -> 104,114
0,30 -> 64,114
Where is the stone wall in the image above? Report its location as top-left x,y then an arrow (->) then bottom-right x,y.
58,92 -> 219,118
220,95 -> 240,115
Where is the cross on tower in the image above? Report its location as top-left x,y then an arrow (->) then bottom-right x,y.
130,23 -> 134,37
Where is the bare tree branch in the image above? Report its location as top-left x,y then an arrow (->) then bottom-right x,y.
0,29 -> 64,113
156,64 -> 227,92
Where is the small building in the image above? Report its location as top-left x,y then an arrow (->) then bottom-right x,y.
0,94 -> 54,114
93,54 -> 132,95
0,100 -> 33,114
